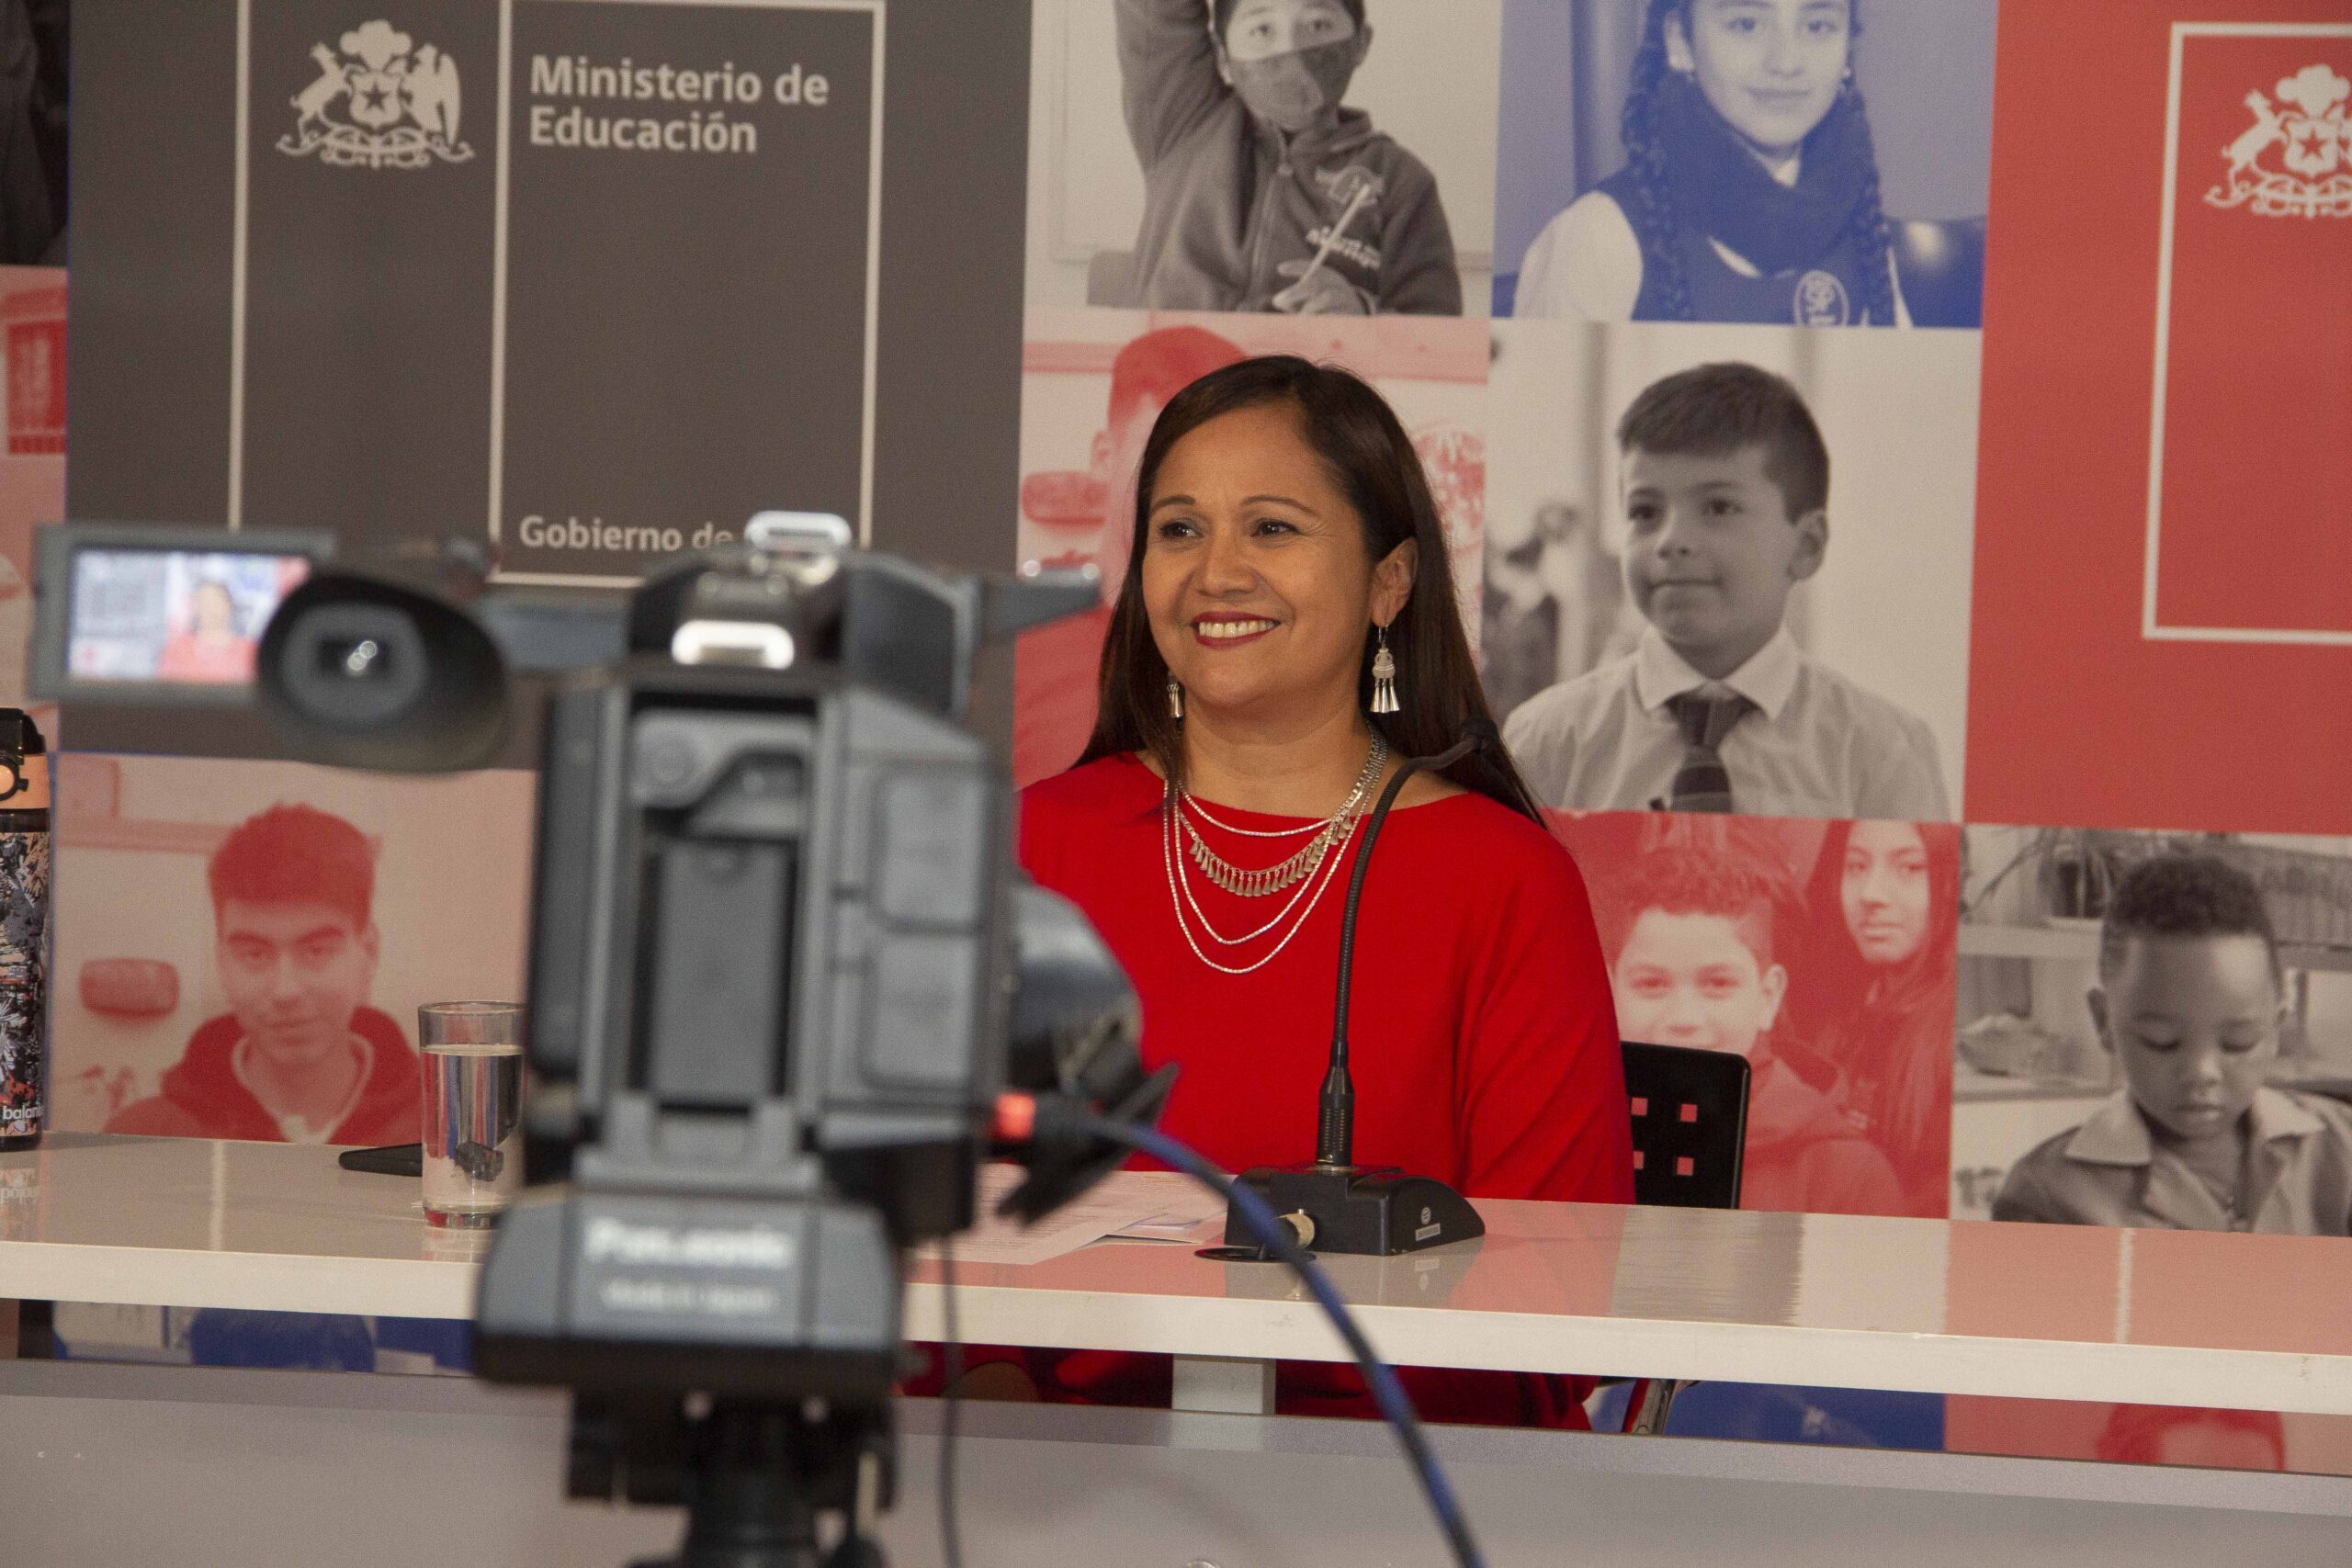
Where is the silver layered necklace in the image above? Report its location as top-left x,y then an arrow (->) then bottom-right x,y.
1162,737 -> 1391,976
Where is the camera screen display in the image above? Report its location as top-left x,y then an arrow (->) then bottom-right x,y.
65,548 -> 312,686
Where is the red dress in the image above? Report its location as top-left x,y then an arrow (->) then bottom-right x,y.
1017,754 -> 1634,1426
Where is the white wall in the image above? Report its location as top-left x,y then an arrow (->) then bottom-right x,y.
1803,328 -> 1979,807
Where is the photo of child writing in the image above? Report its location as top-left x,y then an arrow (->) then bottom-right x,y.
1989,853 -> 2352,1235
1951,827 -> 2352,1234
1563,812 -> 1957,1218
1102,0 -> 1466,313
1499,352 -> 1954,821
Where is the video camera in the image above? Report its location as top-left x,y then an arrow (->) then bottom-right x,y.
34,516 -> 1173,1568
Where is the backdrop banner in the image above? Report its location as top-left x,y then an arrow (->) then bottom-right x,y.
225,2 -> 876,581
68,0 -> 1029,757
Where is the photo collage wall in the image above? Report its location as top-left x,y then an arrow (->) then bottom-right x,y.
1012,0 -> 2352,1463
11,0 -> 2347,1463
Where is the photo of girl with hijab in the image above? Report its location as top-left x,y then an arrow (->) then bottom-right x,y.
1502,0 -> 1990,327
1794,818 -> 1961,1214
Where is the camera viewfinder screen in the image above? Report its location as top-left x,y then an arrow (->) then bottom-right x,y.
66,549 -> 312,685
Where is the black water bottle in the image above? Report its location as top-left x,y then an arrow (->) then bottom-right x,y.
0,712 -> 49,1150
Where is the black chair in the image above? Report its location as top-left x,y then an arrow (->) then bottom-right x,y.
1617,1040 -> 1751,1434
1622,1040 -> 1750,1210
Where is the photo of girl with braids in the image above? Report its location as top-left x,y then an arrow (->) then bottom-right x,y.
1501,0 -> 1991,328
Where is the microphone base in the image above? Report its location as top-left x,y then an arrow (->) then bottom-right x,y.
1224,1164 -> 1485,1257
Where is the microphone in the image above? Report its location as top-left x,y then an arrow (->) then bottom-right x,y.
1216,722 -> 1500,1258
1316,729 -> 1483,1168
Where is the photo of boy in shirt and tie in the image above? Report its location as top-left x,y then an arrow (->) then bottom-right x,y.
1501,360 -> 1950,821
1994,854 -> 2352,1235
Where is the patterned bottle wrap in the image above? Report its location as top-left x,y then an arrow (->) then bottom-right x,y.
0,731 -> 48,1145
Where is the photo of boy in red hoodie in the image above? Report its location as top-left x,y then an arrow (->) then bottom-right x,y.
1115,0 -> 1462,314
1599,844 -> 1902,1216
106,803 -> 420,1145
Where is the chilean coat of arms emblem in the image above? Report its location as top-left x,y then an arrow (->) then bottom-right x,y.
277,20 -> 472,169
2207,62 -> 2351,219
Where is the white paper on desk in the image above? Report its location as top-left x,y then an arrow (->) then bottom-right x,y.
913,1165 -> 1220,1268
1106,1213 -> 1225,1245
1103,1174 -> 1228,1243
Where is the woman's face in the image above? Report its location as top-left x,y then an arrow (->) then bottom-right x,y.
1841,820 -> 1932,966
192,582 -> 237,637
1141,401 -> 1411,727
1668,0 -> 1851,160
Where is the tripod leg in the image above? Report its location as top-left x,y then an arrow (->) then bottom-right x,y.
820,1427 -> 889,1568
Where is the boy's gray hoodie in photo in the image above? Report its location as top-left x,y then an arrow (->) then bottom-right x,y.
1115,0 -> 1463,314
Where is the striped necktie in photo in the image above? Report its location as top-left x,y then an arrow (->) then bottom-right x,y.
1666,690 -> 1754,814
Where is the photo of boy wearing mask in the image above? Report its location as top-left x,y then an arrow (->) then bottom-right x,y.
1116,0 -> 1463,315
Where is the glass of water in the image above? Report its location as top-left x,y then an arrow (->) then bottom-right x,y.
419,1002 -> 525,1229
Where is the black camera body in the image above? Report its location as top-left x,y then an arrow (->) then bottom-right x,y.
479,651 -> 1011,1405
32,516 -> 1160,1567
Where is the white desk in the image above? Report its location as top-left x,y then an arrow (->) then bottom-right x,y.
7,1133 -> 2352,1568
7,1132 -> 2352,1416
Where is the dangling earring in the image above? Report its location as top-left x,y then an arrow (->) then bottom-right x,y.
1167,677 -> 1185,720
1371,626 -> 1399,716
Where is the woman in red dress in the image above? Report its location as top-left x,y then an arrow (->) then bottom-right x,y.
1016,355 -> 1633,1426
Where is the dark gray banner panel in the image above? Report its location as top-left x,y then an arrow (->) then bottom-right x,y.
67,0 -> 1029,757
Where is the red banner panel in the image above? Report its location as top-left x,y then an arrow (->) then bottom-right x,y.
2151,35 -> 2352,636
1967,6 -> 2352,836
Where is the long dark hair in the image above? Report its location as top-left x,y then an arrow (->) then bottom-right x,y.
1619,0 -> 1897,326
1795,818 -> 1960,1212
1075,355 -> 1540,822
1801,818 -> 1961,1015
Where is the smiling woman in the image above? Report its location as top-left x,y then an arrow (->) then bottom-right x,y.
1086,355 -> 1529,806
1009,355 -> 1634,1428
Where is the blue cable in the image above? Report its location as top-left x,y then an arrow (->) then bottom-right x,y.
1075,1113 -> 1487,1568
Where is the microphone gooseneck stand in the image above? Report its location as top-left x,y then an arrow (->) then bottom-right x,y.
1215,727 -> 1495,1258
